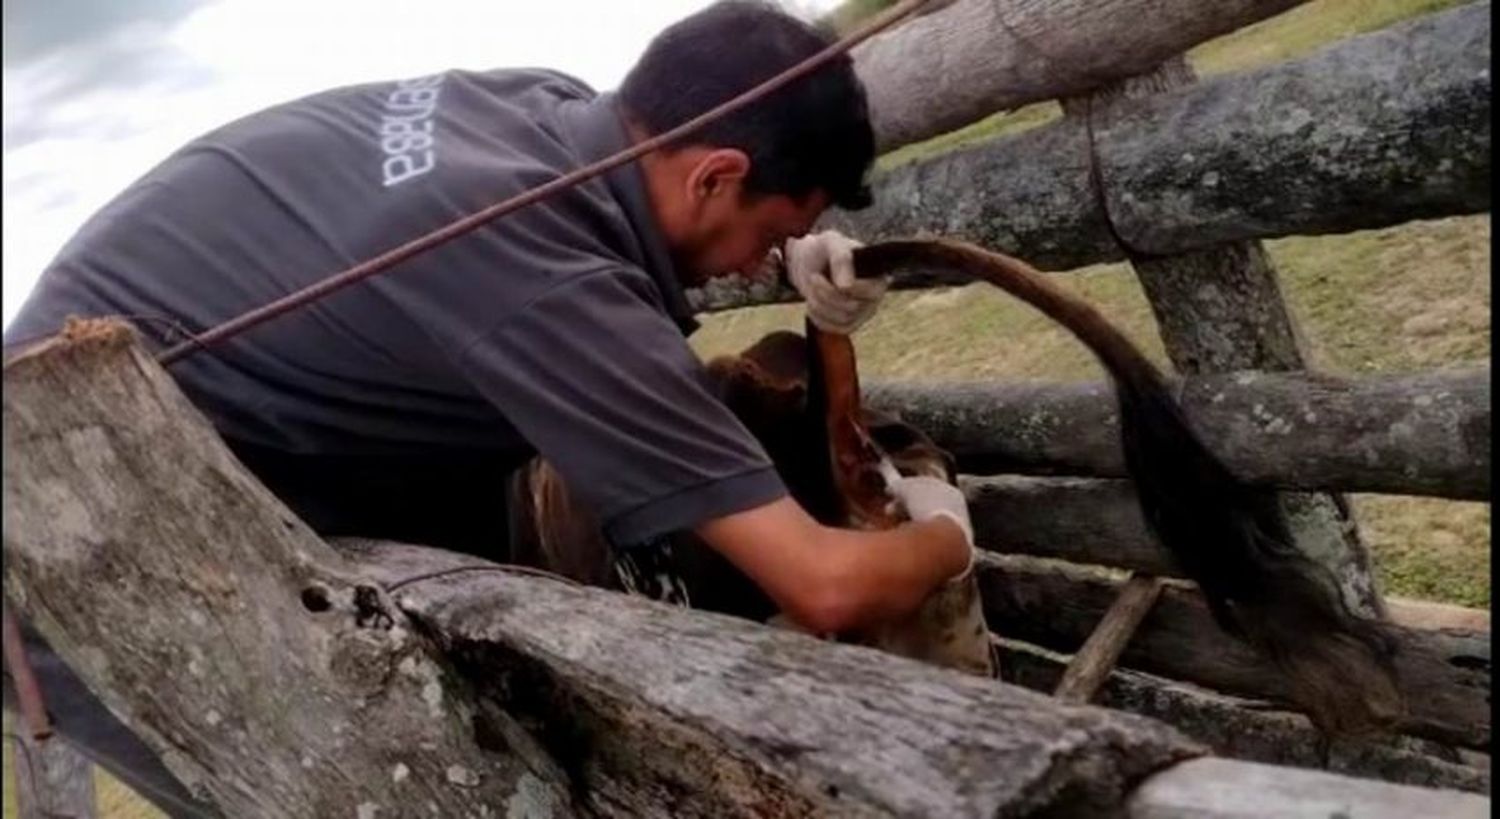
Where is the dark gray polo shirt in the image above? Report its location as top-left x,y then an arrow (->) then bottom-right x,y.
5,68 -> 787,545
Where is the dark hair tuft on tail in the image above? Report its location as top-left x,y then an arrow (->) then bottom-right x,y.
854,238 -> 1403,736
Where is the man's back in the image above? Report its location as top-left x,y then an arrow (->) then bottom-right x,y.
6,67 -> 685,457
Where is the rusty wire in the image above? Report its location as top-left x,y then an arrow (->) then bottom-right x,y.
156,0 -> 937,365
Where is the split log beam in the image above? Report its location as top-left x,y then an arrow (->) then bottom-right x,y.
976,554 -> 1491,749
999,639 -> 1491,795
10,733 -> 97,819
851,0 -> 1312,153
869,368 -> 1491,500
1054,574 -> 1166,703
356,541 -> 1200,817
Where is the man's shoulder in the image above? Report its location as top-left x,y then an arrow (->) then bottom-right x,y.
445,67 -> 598,107
174,66 -> 596,163
428,67 -> 598,172
146,65 -> 609,224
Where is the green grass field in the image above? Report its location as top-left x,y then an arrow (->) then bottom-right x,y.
5,0 -> 1487,815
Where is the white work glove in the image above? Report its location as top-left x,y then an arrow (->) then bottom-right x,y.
784,230 -> 889,334
885,474 -> 976,579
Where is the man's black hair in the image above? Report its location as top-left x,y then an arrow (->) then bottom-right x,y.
619,0 -> 875,211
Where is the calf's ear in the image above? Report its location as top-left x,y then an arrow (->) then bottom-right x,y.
703,331 -> 810,427
736,330 -> 808,389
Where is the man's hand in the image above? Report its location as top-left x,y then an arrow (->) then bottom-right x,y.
785,230 -> 889,334
885,475 -> 976,578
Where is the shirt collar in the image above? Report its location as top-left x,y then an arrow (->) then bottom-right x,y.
562,93 -> 699,335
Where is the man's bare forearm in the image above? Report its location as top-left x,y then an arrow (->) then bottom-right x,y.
695,497 -> 970,633
807,516 -> 970,629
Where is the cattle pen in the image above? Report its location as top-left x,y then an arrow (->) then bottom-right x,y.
3,0 -> 1490,816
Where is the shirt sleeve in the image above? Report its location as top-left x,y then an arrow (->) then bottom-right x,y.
457,267 -> 787,547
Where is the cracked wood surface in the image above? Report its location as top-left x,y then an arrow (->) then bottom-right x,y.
358,540 -> 1201,818
831,4 -> 1490,264
3,322 -> 576,819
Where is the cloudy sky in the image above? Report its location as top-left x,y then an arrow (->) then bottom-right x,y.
1,0 -> 843,327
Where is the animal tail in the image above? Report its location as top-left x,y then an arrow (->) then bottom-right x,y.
853,238 -> 1403,735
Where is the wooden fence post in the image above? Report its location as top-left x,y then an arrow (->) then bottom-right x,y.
5,603 -> 98,819
1060,56 -> 1386,618
10,734 -> 97,819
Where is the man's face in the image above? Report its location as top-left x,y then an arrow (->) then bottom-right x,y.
677,186 -> 829,284
642,144 -> 829,285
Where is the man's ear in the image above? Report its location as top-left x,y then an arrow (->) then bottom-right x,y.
685,148 -> 751,205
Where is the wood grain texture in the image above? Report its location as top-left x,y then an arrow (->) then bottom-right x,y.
3,322 -> 577,819
965,475 -> 1174,574
359,541 -> 1205,818
11,733 -> 96,819
964,476 -> 1500,594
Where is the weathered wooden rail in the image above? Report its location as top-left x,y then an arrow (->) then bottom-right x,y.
866,368 -> 1491,499
2,325 -> 1490,817
961,473 -> 1489,579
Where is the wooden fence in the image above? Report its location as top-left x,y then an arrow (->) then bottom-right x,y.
690,1 -> 1490,308
690,0 -> 1493,797
869,369 -> 1489,499
2,326 -> 1486,817
3,0 -> 1491,815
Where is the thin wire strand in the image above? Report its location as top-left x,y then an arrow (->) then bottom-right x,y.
384,563 -> 582,593
156,0 -> 937,366
1,731 -> 42,811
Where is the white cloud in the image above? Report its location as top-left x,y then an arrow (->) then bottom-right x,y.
2,0 -> 847,327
